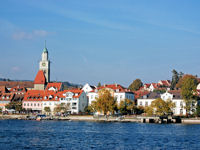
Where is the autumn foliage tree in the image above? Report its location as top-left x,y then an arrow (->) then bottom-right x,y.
128,79 -> 143,91
92,89 -> 117,115
54,103 -> 70,114
145,98 -> 175,116
118,99 -> 135,115
178,75 -> 198,115
5,101 -> 23,112
44,107 -> 51,115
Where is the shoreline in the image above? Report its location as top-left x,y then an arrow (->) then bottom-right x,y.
1,115 -> 200,124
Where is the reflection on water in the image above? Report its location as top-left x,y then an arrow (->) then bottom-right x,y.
0,120 -> 200,149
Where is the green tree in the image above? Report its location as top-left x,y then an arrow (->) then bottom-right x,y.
0,107 -> 2,113
92,89 -> 117,115
145,98 -> 175,116
97,82 -> 101,87
84,106 -> 95,114
153,89 -> 166,94
128,79 -> 143,91
195,105 -> 200,117
5,101 -> 23,112
118,99 -> 135,115
171,69 -> 179,90
54,103 -> 70,114
135,106 -> 144,115
44,107 -> 51,115
144,106 -> 154,116
180,75 -> 198,115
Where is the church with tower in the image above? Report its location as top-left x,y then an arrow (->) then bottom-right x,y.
34,44 -> 50,90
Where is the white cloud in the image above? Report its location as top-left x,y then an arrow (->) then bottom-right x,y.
11,66 -> 20,72
12,30 -> 49,40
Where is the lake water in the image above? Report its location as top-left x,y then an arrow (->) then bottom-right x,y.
0,120 -> 200,150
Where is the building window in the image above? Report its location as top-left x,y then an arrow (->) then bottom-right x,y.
72,103 -> 77,106
145,101 -> 148,106
24,103 -> 26,106
174,102 -> 177,107
180,102 -> 183,107
180,109 -> 183,115
44,103 -> 46,106
120,95 -> 122,99
140,101 -> 142,106
49,102 -> 51,105
34,103 -> 36,106
38,103 -> 40,106
31,103 -> 33,106
27,103 -> 29,106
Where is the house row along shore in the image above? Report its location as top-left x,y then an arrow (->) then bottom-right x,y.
1,45 -> 200,118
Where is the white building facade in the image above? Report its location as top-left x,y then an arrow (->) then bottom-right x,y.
87,84 -> 135,105
137,91 -> 196,115
59,90 -> 88,114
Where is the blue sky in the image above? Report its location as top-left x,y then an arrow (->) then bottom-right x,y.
0,0 -> 200,87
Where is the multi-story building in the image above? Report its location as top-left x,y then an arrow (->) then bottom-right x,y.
58,90 -> 88,114
137,91 -> 196,115
88,84 -> 135,105
23,90 -> 44,113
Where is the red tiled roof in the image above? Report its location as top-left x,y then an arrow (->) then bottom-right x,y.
98,84 -> 127,92
34,70 -> 46,84
58,89 -> 83,98
159,80 -> 171,87
134,90 -> 150,99
0,93 -> 14,101
10,86 -> 27,93
89,84 -> 133,94
0,81 -> 34,88
23,90 -> 59,101
0,86 -> 9,93
45,82 -> 62,91
151,83 -> 158,88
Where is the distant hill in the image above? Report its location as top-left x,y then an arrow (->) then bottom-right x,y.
0,78 -> 11,81
57,81 -> 82,89
0,78 -> 82,89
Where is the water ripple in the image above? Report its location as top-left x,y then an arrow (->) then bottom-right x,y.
0,120 -> 200,149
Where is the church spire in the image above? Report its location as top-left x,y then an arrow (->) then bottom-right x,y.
43,40 -> 48,53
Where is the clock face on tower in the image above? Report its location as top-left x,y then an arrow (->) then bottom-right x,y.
42,62 -> 46,67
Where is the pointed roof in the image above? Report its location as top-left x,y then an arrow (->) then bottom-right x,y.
43,40 -> 48,53
34,70 -> 46,84
43,47 -> 48,53
45,82 -> 63,91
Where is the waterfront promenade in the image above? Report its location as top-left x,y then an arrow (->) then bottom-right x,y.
1,114 -> 200,124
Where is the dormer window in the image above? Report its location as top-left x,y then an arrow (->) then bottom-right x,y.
116,89 -> 119,92
2,96 -> 5,99
75,93 -> 78,96
44,96 -> 47,100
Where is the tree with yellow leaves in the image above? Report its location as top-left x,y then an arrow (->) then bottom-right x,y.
118,99 -> 135,115
145,98 -> 175,116
92,89 -> 117,115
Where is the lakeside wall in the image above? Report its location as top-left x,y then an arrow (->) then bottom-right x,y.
1,115 -> 200,124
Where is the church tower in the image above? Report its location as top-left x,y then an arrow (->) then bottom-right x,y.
39,43 -> 50,83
